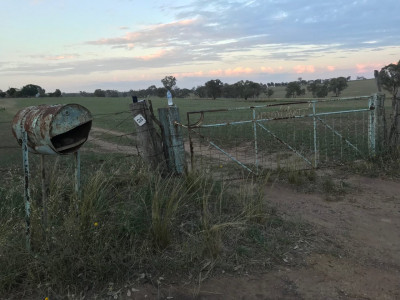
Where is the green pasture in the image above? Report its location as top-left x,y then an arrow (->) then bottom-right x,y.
0,78 -> 387,171
0,78 -> 396,298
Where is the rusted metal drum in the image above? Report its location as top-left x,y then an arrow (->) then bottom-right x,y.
12,104 -> 92,155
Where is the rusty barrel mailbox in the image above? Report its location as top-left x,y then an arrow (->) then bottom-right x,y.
12,104 -> 92,251
12,104 -> 92,155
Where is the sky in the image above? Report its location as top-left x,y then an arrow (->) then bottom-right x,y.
1,0 -> 399,93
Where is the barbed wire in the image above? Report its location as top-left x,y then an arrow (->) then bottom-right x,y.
88,131 -> 137,142
92,111 -> 130,117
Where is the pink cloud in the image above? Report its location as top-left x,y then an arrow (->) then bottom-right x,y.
293,65 -> 315,74
173,67 -> 255,78
327,65 -> 335,71
173,71 -> 204,78
224,67 -> 253,76
137,50 -> 167,61
356,63 -> 384,73
87,19 -> 198,48
44,55 -> 77,61
261,66 -> 275,73
209,69 -> 223,76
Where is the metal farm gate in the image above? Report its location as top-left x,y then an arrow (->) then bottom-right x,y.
185,94 -> 385,178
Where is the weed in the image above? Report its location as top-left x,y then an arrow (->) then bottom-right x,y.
349,151 -> 400,179
0,157 -> 313,298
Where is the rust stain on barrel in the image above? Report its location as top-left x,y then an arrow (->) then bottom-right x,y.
12,104 -> 92,155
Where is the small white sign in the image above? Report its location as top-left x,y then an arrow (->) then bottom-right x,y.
134,114 -> 146,126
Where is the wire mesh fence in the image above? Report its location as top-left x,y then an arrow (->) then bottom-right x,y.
1,95 -> 387,180
186,96 -> 384,178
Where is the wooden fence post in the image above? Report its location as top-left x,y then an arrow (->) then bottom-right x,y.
369,93 -> 386,155
158,106 -> 186,175
130,101 -> 166,172
375,93 -> 386,152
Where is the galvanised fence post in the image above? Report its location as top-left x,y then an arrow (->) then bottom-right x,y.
22,130 -> 31,251
312,101 -> 318,168
158,106 -> 186,175
252,108 -> 259,174
368,95 -> 377,156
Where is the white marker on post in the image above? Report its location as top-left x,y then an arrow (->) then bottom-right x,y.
134,114 -> 146,126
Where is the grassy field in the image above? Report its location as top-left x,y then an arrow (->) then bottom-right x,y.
0,78 -> 397,298
0,78 -> 385,171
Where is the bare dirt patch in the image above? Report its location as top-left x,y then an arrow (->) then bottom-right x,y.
76,127 -> 400,299
85,127 -> 138,155
112,171 -> 400,299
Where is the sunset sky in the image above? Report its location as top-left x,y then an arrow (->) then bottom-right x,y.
1,0 -> 399,93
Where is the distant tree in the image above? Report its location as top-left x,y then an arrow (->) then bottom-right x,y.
378,60 -> 400,148
267,88 -> 274,98
80,91 -> 93,97
285,82 -> 305,98
307,82 -> 329,98
379,60 -> 400,102
174,87 -> 191,98
194,85 -> 207,98
346,76 -> 351,81
105,90 -> 119,97
205,79 -> 223,99
242,80 -> 262,100
146,85 -> 158,96
94,89 -> 106,97
20,84 -> 45,97
233,80 -> 245,98
48,89 -> 62,97
54,89 -> 62,97
156,87 -> 167,98
221,83 -> 236,98
161,76 -> 177,91
6,88 -> 17,97
329,77 -> 348,97
0,90 -> 5,98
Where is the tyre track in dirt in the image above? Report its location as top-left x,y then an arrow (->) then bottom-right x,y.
85,127 -> 138,155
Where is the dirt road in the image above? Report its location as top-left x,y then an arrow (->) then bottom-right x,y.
82,127 -> 400,299
120,171 -> 400,299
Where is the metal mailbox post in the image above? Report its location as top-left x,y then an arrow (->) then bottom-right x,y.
12,104 -> 92,250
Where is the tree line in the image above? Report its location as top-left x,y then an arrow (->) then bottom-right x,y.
2,62 -> 399,102
77,76 -> 351,100
0,84 -> 61,98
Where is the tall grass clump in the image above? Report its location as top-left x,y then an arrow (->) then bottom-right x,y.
350,149 -> 400,178
0,157 -> 313,298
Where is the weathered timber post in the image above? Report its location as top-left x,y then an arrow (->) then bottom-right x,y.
369,93 -> 386,155
130,101 -> 166,172
374,70 -> 382,92
158,106 -> 186,175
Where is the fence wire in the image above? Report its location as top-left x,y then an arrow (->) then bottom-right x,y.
186,96 -> 381,178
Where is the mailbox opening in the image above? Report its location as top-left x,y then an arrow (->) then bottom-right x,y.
51,120 -> 92,154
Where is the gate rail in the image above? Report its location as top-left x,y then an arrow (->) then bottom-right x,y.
186,94 -> 385,177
